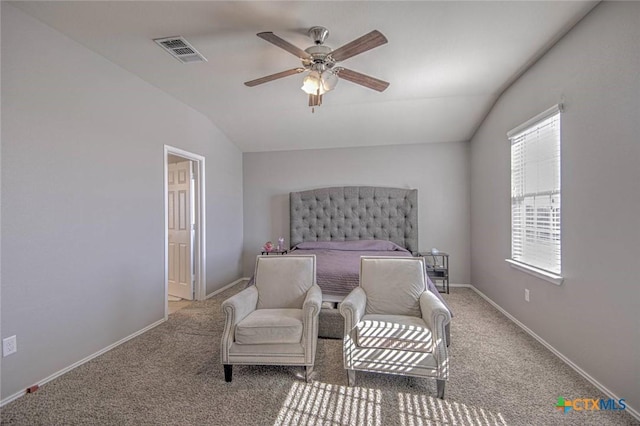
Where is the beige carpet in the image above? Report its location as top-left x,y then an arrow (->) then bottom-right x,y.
168,299 -> 192,315
1,285 -> 636,425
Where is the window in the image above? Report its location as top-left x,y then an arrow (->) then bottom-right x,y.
508,105 -> 562,279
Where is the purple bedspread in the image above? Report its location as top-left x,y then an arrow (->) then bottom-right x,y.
292,240 -> 409,297
288,240 -> 453,315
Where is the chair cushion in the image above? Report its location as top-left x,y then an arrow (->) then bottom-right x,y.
235,309 -> 303,345
360,257 -> 425,317
355,314 -> 433,352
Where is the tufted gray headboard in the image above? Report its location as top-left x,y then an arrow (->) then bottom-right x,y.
290,186 -> 418,253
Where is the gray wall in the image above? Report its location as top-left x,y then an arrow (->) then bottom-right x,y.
470,1 -> 639,412
243,142 -> 470,284
1,5 -> 243,400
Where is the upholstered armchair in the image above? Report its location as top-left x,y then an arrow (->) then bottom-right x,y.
221,255 -> 321,382
339,256 -> 451,398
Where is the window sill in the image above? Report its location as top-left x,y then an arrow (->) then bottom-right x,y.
505,259 -> 564,286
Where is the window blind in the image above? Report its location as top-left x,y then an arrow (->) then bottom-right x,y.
510,106 -> 561,274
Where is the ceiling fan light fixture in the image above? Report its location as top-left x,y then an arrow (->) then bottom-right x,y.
301,71 -> 323,95
321,70 -> 339,92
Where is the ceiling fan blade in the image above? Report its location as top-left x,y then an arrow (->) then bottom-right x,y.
257,32 -> 311,60
244,68 -> 305,87
330,30 -> 388,62
337,68 -> 390,92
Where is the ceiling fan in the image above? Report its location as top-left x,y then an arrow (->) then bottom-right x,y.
244,26 -> 389,110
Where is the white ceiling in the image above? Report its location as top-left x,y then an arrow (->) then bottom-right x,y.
11,1 -> 598,152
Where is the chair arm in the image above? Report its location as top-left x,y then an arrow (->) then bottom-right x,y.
303,284 -> 323,319
339,287 -> 367,332
420,291 -> 451,333
302,284 -> 322,365
220,286 -> 258,364
420,290 -> 451,375
221,286 -> 258,327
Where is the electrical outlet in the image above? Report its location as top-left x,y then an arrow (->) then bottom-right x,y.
3,335 -> 17,357
525,289 -> 530,302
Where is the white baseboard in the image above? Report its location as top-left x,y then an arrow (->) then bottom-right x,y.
0,318 -> 166,407
449,283 -> 472,288
465,284 -> 639,421
205,277 -> 248,299
2,278 -> 249,407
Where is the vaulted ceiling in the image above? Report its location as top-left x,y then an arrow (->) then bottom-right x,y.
11,1 -> 598,152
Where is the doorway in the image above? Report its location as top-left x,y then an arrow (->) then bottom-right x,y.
164,145 -> 206,318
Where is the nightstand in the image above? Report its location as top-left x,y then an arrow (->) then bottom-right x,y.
261,250 -> 288,255
419,252 -> 449,294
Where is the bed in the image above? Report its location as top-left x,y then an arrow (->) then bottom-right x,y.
288,186 -> 452,339
290,240 -> 414,302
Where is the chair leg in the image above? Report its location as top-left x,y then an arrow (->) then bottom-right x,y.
347,369 -> 356,386
305,365 -> 314,383
436,379 -> 445,399
445,323 -> 451,347
224,364 -> 233,382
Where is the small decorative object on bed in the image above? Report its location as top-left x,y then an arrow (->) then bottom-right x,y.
262,241 -> 274,252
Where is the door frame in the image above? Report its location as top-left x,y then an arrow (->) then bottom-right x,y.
164,145 -> 206,317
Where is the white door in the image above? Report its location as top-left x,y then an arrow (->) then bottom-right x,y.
168,160 -> 194,300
